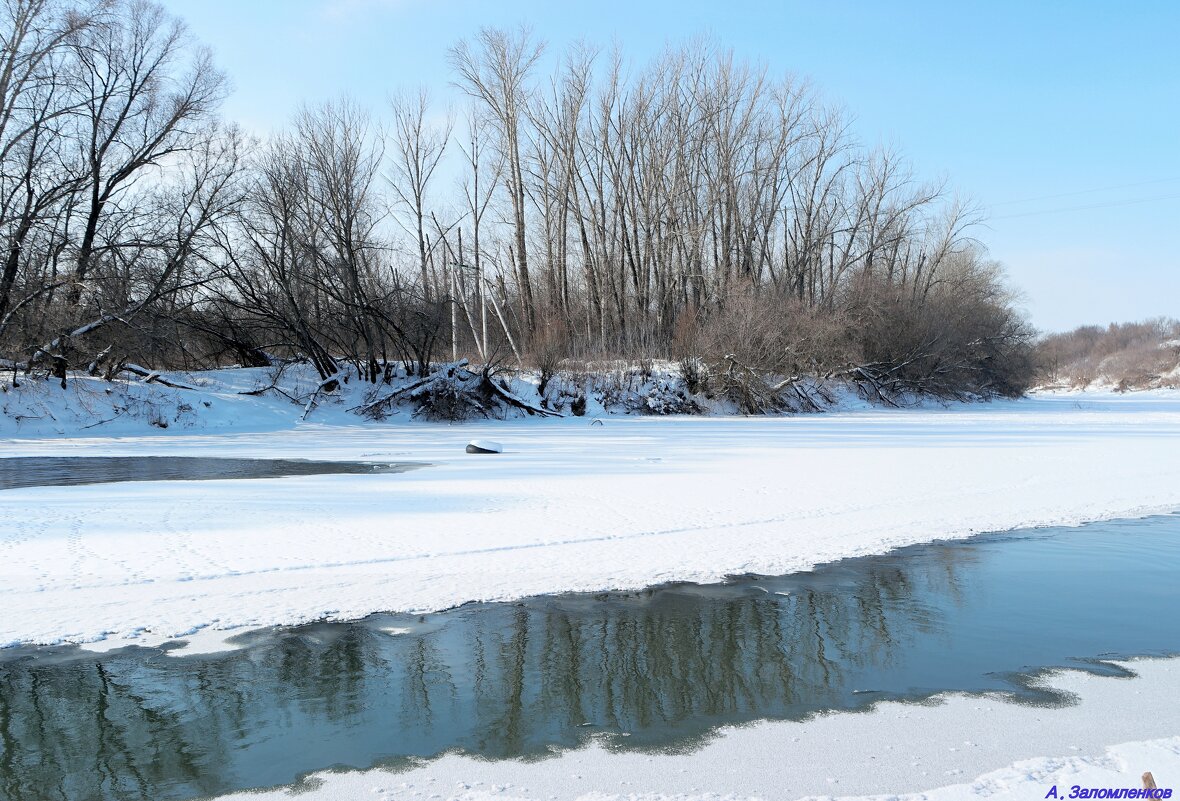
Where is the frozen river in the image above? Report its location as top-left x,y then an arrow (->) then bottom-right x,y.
3,390 -> 1180,799
2,391 -> 1179,650
2,514 -> 1179,800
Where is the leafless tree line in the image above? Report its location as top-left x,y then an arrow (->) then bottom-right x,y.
0,0 -> 234,383
1,1 -> 1034,402
1037,318 -> 1180,390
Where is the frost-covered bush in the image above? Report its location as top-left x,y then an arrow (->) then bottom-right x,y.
642,378 -> 701,415
1037,318 -> 1180,390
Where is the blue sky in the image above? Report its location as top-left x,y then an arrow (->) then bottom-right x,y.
160,0 -> 1180,332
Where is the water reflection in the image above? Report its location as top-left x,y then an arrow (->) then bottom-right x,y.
0,457 -> 423,490
2,515 -> 1179,800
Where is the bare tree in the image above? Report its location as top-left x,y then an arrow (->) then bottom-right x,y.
32,121 -> 245,379
456,108 -> 503,359
387,88 -> 451,300
224,133 -> 340,382
0,0 -> 97,324
67,0 -> 226,301
0,11 -> 1034,405
449,26 -> 544,333
294,99 -> 387,381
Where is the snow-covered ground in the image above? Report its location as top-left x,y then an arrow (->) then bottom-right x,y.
5,376 -> 1180,801
208,657 -> 1180,801
2,383 -> 1179,649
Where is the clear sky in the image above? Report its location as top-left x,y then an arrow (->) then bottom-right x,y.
159,0 -> 1180,333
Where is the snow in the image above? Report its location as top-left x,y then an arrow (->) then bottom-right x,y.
0,366 -> 363,436
204,657 -> 1180,801
1,380 -> 1179,649
5,372 -> 1180,800
0,361 -> 862,438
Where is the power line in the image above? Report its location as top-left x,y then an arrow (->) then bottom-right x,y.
989,176 -> 1180,208
990,191 -> 1180,221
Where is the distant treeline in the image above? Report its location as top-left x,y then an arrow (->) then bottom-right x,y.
1,0 -> 1035,407
1036,319 -> 1180,390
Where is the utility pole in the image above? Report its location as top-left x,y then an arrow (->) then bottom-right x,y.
449,256 -> 458,362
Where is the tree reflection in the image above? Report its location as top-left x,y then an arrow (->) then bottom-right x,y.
4,529 -> 1162,801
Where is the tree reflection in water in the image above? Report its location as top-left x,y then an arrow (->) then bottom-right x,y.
2,514 -> 1179,801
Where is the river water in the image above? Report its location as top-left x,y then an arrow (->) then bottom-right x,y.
0,456 -> 423,490
1,514 -> 1178,800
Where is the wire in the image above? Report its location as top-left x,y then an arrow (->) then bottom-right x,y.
990,191 -> 1180,221
989,176 -> 1180,208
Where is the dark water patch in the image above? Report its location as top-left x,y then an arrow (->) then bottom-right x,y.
0,456 -> 424,490
2,515 -> 1180,800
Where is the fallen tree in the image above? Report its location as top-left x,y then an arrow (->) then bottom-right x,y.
354,360 -> 563,421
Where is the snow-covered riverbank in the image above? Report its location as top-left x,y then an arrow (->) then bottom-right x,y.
3,389 -> 1180,649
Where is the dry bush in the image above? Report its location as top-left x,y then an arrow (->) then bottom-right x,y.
670,308 -> 710,394
700,290 -> 852,375
690,289 -> 856,412
415,379 -> 475,421
846,258 -> 1035,400
527,313 -> 572,397
1037,318 -> 1180,389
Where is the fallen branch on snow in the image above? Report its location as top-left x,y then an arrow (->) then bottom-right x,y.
120,364 -> 201,391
